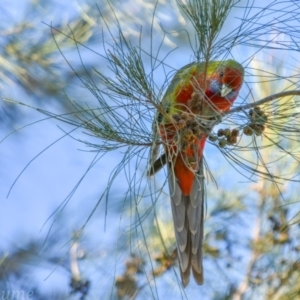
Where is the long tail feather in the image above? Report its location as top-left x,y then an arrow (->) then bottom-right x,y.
168,159 -> 204,286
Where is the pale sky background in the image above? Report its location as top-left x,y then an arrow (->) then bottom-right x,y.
1,0 -> 300,299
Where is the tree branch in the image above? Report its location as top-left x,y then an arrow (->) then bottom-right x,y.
227,90 -> 300,115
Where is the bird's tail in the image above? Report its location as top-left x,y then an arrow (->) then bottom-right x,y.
168,158 -> 205,287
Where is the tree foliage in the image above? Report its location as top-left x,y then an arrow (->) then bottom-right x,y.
2,0 -> 300,299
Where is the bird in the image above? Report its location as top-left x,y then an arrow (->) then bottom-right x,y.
148,59 -> 244,287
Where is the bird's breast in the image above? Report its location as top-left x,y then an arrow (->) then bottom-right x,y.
205,89 -> 236,112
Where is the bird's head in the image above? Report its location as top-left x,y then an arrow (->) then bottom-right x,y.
208,59 -> 244,99
217,59 -> 244,98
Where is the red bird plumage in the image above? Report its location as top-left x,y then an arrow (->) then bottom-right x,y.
149,59 -> 244,286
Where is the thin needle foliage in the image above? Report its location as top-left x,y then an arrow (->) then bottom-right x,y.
3,0 -> 300,298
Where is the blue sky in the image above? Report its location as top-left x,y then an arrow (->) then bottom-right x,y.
2,0 -> 300,298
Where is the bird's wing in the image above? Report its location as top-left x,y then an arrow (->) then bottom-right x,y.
168,158 -> 205,286
147,153 -> 167,176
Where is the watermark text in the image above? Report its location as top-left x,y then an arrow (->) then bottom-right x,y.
0,290 -> 34,300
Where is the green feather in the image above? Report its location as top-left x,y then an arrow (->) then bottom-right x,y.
157,59 -> 243,123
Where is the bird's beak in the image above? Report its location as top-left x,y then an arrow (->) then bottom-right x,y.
221,84 -> 232,97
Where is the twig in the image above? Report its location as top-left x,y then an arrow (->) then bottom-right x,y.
227,91 -> 300,115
